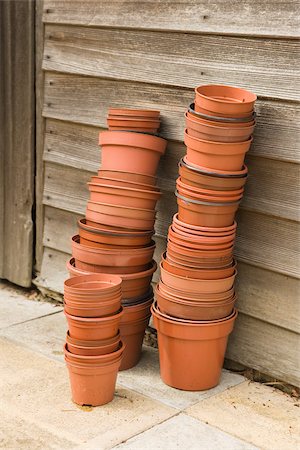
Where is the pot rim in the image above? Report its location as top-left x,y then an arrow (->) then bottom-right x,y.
72,235 -> 156,255
88,181 -> 162,198
64,273 -> 122,291
66,330 -> 121,347
98,168 -> 157,183
64,307 -> 124,323
189,103 -> 256,123
88,200 -> 156,215
162,251 -> 236,272
184,128 -> 253,147
160,261 -> 237,284
194,85 -> 257,107
176,177 -> 244,197
185,111 -> 255,132
176,191 -> 240,207
108,107 -> 160,116
92,175 -> 160,192
64,340 -> 124,361
173,213 -> 237,233
78,218 -> 154,238
99,130 -> 167,154
180,157 -> 248,179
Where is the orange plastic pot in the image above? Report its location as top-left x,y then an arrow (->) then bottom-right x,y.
67,258 -> 156,299
194,85 -> 256,116
99,131 -> 167,176
155,284 -> 236,320
78,219 -> 154,247
86,204 -> 156,231
119,302 -> 152,371
172,213 -> 237,237
185,111 -> 254,142
63,296 -> 121,318
66,331 -> 120,356
88,182 -> 161,210
152,302 -> 238,390
97,169 -> 157,186
184,130 -> 252,171
64,273 -> 122,298
65,308 -> 124,340
160,263 -> 236,294
176,176 -> 244,201
168,224 -> 235,247
162,253 -> 236,280
188,104 -> 255,128
107,117 -> 159,133
167,240 -> 234,259
64,341 -> 124,365
159,280 -> 235,303
108,108 -> 160,118
71,235 -> 155,268
177,193 -> 239,227
91,176 -> 159,192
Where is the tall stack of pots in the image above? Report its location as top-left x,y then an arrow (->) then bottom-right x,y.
66,108 -> 167,373
153,85 -> 257,391
64,274 -> 124,406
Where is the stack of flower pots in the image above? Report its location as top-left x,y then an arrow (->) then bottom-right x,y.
66,108 -> 167,373
153,84 -> 256,391
64,273 -> 124,406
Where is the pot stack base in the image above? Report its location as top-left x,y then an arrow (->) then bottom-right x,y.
154,84 -> 257,391
66,107 -> 167,373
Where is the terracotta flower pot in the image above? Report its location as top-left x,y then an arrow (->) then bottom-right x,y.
64,341 -> 124,365
194,85 -> 256,116
86,202 -> 156,231
177,193 -> 239,227
66,331 -> 120,356
176,176 -> 244,201
64,342 -> 124,406
78,219 -> 154,248
160,262 -> 236,294
172,213 -> 237,237
65,308 -> 124,340
67,258 -> 157,300
185,111 -> 254,143
108,108 -> 160,118
169,224 -> 235,247
184,129 -> 252,171
91,176 -> 160,192
98,169 -> 157,186
64,273 -> 122,298
71,235 -> 155,269
88,181 -> 161,210
99,131 -> 167,176
152,302 -> 238,390
159,280 -> 235,303
119,298 -> 153,370
155,284 -> 236,321
162,253 -> 236,280
179,157 -> 248,191
188,103 -> 255,128
63,295 -> 121,318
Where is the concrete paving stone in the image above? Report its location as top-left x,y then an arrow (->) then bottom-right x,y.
186,381 -> 300,450
114,413 -> 259,450
118,346 -> 245,410
0,410 -> 75,450
0,281 -> 62,329
0,338 -> 176,449
0,310 -> 66,362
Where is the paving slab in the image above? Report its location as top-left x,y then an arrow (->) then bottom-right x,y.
0,281 -> 62,329
118,346 -> 245,410
0,337 -> 176,450
186,381 -> 300,450
114,413 -> 258,450
0,309 -> 66,362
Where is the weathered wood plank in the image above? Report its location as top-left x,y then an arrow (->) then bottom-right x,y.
44,123 -> 300,221
42,0 -> 300,38
43,73 -> 300,163
0,1 -> 34,286
42,164 -> 299,278
227,313 -> 300,387
43,25 -> 300,102
43,206 -> 300,334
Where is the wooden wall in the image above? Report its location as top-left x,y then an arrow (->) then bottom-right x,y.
35,0 -> 300,386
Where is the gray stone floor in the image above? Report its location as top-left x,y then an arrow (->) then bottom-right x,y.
0,281 -> 299,450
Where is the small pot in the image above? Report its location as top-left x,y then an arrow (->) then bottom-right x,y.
78,219 -> 154,247
155,284 -> 236,320
160,262 -> 236,294
177,193 -> 239,227
65,308 -> 124,340
66,331 -> 121,356
162,252 -> 236,280
88,181 -> 161,210
67,258 -> 157,299
64,273 -> 122,297
72,235 -> 155,268
97,169 -> 157,186
194,85 -> 256,116
185,111 -> 254,142
64,342 -> 124,406
173,213 -> 237,237
152,302 -> 237,390
184,129 -> 252,171
108,108 -> 160,118
99,131 -> 167,176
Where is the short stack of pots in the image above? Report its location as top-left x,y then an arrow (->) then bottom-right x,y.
153,84 -> 256,391
107,108 -> 160,134
64,274 -> 124,406
66,108 -> 167,372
